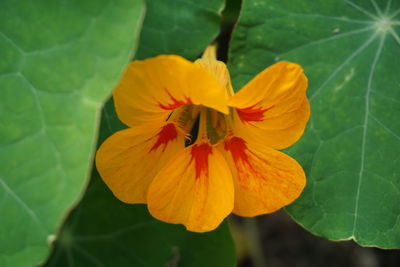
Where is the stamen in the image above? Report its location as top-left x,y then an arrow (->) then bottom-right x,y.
197,108 -> 208,141
211,110 -> 219,129
168,106 -> 186,122
168,105 -> 201,131
185,115 -> 199,147
225,108 -> 236,135
185,105 -> 202,132
207,109 -> 228,144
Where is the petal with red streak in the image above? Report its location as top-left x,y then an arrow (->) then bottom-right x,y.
218,135 -> 306,217
113,55 -> 228,127
95,122 -> 185,203
147,142 -> 234,232
229,61 -> 310,149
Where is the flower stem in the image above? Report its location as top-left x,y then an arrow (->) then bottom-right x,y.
244,218 -> 267,267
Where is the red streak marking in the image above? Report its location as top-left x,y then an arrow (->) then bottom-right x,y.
149,123 -> 178,152
159,88 -> 193,110
224,137 -> 250,164
236,103 -> 274,122
190,143 -> 213,179
224,136 -> 261,183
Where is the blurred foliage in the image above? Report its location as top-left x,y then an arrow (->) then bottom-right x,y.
136,0 -> 224,60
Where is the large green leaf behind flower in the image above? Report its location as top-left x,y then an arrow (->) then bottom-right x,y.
136,0 -> 225,60
0,0 -> 145,266
44,0 -> 236,266
229,0 -> 400,248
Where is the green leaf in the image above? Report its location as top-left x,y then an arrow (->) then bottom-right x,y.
45,176 -> 235,267
0,0 -> 145,266
44,0 -> 236,266
136,0 -> 225,60
45,178 -> 235,267
229,0 -> 400,248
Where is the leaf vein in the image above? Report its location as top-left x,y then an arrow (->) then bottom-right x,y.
0,178 -> 46,231
73,243 -> 106,267
352,34 -> 386,236
370,0 -> 383,17
389,28 -> 400,45
310,33 -> 377,101
385,0 -> 392,15
278,26 -> 374,59
370,114 -> 400,141
345,0 -> 379,20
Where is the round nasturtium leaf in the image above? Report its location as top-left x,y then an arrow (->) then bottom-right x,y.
0,0 -> 145,266
229,0 -> 400,248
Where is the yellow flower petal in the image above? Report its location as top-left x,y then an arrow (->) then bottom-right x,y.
233,98 -> 310,149
147,142 -> 234,232
95,122 -> 185,203
195,58 -> 231,91
218,135 -> 306,217
229,61 -> 310,149
114,55 -> 229,127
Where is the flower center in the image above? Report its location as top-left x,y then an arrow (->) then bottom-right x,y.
165,44 -> 235,146
167,104 -> 228,146
206,109 -> 227,144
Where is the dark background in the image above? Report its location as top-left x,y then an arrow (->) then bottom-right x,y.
232,211 -> 400,267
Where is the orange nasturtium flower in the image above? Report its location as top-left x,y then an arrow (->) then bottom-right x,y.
96,45 -> 310,232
